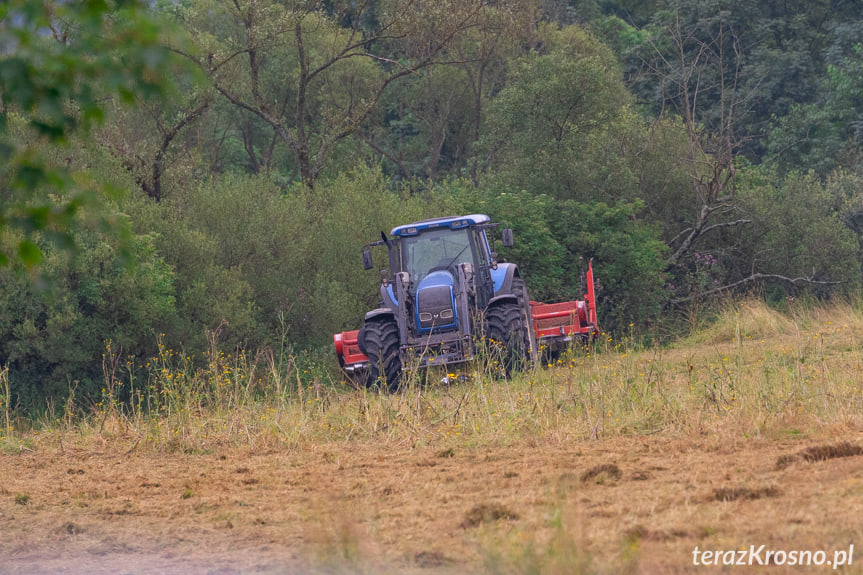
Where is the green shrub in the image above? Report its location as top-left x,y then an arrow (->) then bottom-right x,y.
0,228 -> 176,409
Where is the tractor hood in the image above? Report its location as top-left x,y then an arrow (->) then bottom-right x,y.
415,271 -> 458,334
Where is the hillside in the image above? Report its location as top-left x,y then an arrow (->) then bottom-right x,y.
3,300 -> 863,573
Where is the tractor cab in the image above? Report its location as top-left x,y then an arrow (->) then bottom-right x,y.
390,215 -> 498,335
392,215 -> 498,299
362,215 -> 508,319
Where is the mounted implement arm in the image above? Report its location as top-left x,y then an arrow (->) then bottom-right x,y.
529,260 -> 598,348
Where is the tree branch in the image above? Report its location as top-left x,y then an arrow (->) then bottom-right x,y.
698,218 -> 751,236
150,97 -> 212,201
671,273 -> 841,303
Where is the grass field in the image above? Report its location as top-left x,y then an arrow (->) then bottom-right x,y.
3,299 -> 863,573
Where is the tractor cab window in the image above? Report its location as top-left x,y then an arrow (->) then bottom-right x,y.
402,228 -> 474,289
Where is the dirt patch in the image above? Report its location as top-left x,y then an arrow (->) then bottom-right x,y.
55,521 -> 86,535
624,524 -> 689,543
414,550 -> 455,568
775,454 -> 798,470
801,442 -> 863,461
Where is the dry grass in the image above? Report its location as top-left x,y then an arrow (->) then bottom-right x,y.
4,298 -> 863,573
7,298 -> 863,453
688,298 -> 799,344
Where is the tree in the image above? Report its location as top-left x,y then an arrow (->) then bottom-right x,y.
767,36 -> 863,177
473,24 -> 670,327
177,0 -> 488,187
480,23 -> 633,202
604,0 -> 862,304
732,166 -> 860,300
623,3 -> 763,302
354,1 -> 541,181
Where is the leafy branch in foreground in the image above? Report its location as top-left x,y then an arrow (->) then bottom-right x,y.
0,0 -> 187,267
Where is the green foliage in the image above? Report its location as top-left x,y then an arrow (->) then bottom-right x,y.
767,41 -> 863,177
482,27 -> 633,202
138,165 -> 451,350
452,185 -> 666,329
452,187 -> 568,301
736,165 -> 862,299
365,63 -> 477,180
471,24 -> 669,327
177,0 -> 486,185
622,116 -> 698,242
0,0 -> 170,141
130,200 -> 261,354
0,224 -> 176,410
591,14 -> 651,60
0,0 -> 186,265
553,200 -> 667,328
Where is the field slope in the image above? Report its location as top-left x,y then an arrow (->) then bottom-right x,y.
3,300 -> 863,574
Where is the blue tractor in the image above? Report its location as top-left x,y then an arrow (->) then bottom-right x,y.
335,214 -> 536,389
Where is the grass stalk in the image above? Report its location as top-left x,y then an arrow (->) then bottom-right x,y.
1,364 -> 10,441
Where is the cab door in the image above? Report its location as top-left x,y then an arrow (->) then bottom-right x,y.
471,229 -> 495,310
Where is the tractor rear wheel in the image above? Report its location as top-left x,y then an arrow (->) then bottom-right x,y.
511,276 -> 536,363
484,301 -> 530,376
358,318 -> 402,391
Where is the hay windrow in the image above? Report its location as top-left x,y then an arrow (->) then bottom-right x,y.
712,486 -> 781,502
580,463 -> 622,484
460,503 -> 519,528
800,442 -> 863,462
776,442 -> 863,469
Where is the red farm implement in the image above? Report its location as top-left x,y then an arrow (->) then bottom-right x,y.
335,257 -> 598,377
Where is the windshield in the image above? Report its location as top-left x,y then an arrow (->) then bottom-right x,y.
402,228 -> 473,287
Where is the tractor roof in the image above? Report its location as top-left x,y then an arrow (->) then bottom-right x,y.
390,214 -> 491,237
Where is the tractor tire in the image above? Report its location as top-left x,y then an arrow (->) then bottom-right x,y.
484,301 -> 530,376
512,276 -> 528,308
358,318 -> 402,391
510,276 -> 536,365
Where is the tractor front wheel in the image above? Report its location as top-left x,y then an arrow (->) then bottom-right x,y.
358,318 -> 402,391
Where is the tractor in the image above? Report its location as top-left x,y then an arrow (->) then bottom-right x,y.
334,214 -> 597,389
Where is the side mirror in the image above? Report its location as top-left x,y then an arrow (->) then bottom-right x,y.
501,228 -> 514,248
362,249 -> 373,270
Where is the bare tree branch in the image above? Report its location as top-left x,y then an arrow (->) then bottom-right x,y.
672,273 -> 842,303
698,218 -> 750,237
666,204 -> 750,267
149,97 -> 212,201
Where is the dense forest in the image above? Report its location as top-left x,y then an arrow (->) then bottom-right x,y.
2,0 -> 863,408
